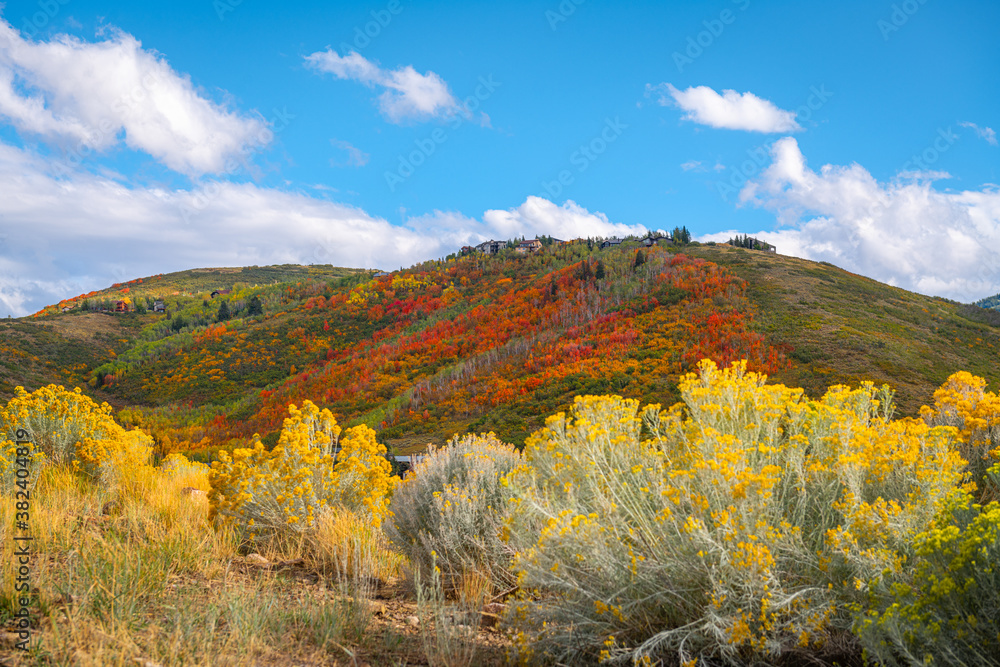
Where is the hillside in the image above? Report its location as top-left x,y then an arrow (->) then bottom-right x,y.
685,244 -> 1000,416
977,292 -> 1000,310
6,242 -> 1000,457
1,264 -> 365,406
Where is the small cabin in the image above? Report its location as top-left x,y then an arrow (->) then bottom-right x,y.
113,300 -> 129,313
210,289 -> 232,299
153,300 -> 166,312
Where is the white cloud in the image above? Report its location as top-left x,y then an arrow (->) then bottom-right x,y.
305,49 -> 459,123
0,19 -> 268,176
0,141 -> 644,316
330,139 -> 369,167
959,121 -> 998,146
649,83 -> 801,133
720,137 -> 1000,302
481,197 -> 647,240
680,160 -> 704,172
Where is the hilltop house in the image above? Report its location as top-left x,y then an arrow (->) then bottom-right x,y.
153,300 -> 166,313
600,238 -> 622,249
641,234 -> 671,247
475,240 -> 508,255
210,289 -> 232,298
515,239 -> 544,254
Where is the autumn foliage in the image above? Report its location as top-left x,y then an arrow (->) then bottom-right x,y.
208,400 -> 396,537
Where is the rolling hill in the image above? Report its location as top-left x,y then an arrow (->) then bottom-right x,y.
5,240 -> 1000,458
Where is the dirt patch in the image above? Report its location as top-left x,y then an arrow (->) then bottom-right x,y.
35,313 -> 123,342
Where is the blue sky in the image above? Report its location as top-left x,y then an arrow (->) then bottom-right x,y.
1,0 -> 998,316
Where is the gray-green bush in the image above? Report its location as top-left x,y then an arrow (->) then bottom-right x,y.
386,433 -> 523,592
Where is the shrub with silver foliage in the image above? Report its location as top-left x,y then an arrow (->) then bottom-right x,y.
386,433 -> 523,591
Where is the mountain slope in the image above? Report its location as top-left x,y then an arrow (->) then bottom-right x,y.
8,241 -> 1000,456
686,244 -> 1000,415
80,242 -> 782,451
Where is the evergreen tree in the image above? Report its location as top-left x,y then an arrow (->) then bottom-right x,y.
248,295 -> 263,316
634,249 -> 646,268
218,300 -> 231,322
595,260 -> 606,280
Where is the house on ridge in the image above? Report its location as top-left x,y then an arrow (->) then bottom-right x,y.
514,239 -> 543,254
475,240 -> 508,255
640,234 -> 672,247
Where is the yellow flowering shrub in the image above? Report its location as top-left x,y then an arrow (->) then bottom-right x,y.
386,433 -> 523,592
856,483 -> 1000,666
209,400 -> 396,537
0,385 -> 118,464
0,384 -> 154,494
504,360 -> 965,666
75,428 -> 155,492
330,424 -> 397,524
920,370 -> 1000,500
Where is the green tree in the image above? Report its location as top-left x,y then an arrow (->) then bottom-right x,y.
247,295 -> 263,316
595,260 -> 606,280
217,300 -> 231,322
633,249 -> 646,268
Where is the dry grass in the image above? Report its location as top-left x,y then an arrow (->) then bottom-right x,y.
0,461 -> 512,666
